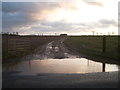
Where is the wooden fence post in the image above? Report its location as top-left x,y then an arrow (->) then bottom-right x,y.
118,36 -> 120,53
102,63 -> 105,72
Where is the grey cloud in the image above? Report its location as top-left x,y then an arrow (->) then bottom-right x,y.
27,21 -> 97,33
14,18 -> 117,35
2,2 -> 58,13
23,18 -> 117,33
24,21 -> 77,34
98,19 -> 117,27
2,2 -> 61,32
77,19 -> 117,29
2,2 -> 80,33
2,2 -> 40,15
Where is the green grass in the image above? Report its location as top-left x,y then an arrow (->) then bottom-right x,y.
64,36 -> 119,60
3,51 -> 28,59
2,47 -> 41,64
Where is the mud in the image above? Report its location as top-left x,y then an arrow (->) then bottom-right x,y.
29,37 -> 78,60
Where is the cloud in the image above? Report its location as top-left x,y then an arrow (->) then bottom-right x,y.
85,2 -> 103,7
2,2 -> 117,35
2,2 -> 78,33
98,19 -> 117,27
83,0 -> 104,7
19,18 -> 117,35
2,2 -> 53,32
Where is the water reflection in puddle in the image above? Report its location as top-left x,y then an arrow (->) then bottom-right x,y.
3,58 -> 119,75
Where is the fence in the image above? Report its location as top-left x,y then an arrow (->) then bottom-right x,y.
2,35 -> 60,60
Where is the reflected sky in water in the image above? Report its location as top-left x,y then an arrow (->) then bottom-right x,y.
3,58 -> 119,75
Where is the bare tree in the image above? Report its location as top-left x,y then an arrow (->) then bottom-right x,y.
92,31 -> 95,36
96,32 -> 98,35
100,33 -> 103,35
16,32 -> 19,35
55,33 -> 57,35
7,32 -> 9,34
112,32 -> 115,35
13,32 -> 15,35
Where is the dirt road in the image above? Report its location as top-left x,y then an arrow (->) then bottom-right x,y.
30,37 -> 78,60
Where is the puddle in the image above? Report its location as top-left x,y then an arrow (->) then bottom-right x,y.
3,58 -> 119,75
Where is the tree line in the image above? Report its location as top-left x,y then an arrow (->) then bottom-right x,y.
0,32 -> 19,36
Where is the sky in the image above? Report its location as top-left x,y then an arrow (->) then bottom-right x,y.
1,0 -> 119,35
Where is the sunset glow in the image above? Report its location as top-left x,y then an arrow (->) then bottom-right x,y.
2,0 -> 118,35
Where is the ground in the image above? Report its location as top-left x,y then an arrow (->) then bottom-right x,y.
2,71 -> 119,88
2,36 -> 119,88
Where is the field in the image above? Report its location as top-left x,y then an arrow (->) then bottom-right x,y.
2,35 -> 60,63
64,36 -> 119,63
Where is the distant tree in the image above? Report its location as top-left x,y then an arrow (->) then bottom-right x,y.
16,32 -> 19,35
13,32 -> 15,35
96,32 -> 98,35
112,32 -> 115,35
100,33 -> 103,35
7,32 -> 9,34
9,32 -> 12,35
37,32 -> 40,36
108,32 -> 110,35
55,33 -> 57,35
92,31 -> 95,35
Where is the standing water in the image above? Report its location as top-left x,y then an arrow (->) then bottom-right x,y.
3,58 -> 119,75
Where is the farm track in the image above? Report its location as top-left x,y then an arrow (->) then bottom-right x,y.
26,37 -> 78,60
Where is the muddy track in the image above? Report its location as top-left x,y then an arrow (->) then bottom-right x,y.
27,37 -> 78,60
